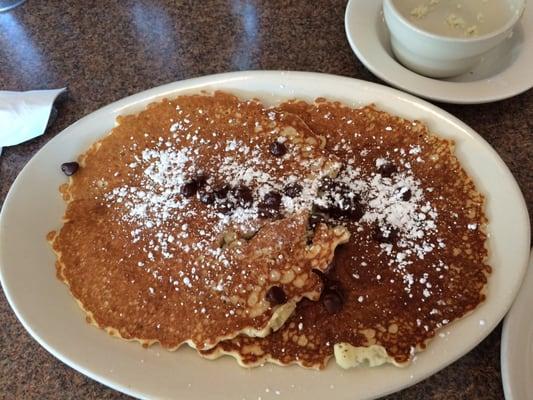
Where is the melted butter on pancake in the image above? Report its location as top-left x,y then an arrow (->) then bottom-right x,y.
334,343 -> 400,368
50,92 -> 349,351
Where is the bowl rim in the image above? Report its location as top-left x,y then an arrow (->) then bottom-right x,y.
383,0 -> 526,44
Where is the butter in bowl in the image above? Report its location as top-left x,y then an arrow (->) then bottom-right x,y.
383,0 -> 526,78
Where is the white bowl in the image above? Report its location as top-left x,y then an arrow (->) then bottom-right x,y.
383,0 -> 526,78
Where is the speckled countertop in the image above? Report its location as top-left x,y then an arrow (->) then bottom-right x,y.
0,1 -> 531,399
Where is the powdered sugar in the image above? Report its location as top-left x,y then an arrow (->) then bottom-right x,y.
103,100 -> 446,307
323,156 -> 443,297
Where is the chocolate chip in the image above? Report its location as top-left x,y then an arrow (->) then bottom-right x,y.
322,291 -> 343,314
326,205 -> 344,219
198,190 -> 215,205
318,177 -> 335,194
258,190 -> 283,219
313,267 -> 342,291
181,180 -> 198,197
234,185 -> 253,208
195,173 -> 208,187
269,141 -> 287,157
284,183 -> 302,198
317,179 -> 351,215
61,162 -> 79,176
326,280 -> 344,295
314,265 -> 345,313
316,179 -> 364,221
214,185 -> 230,199
377,162 -> 397,178
401,188 -> 412,201
262,191 -> 282,210
266,286 -> 287,305
258,206 -> 280,219
312,268 -> 327,281
345,201 -> 364,221
373,226 -> 398,243
313,202 -> 329,215
309,213 -> 325,230
217,200 -> 235,214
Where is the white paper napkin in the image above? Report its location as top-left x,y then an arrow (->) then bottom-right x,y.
0,88 -> 66,154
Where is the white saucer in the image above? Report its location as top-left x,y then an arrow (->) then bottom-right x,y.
501,249 -> 533,400
345,0 -> 533,104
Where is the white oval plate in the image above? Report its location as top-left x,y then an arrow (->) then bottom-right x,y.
501,249 -> 533,400
345,0 -> 533,104
0,71 -> 530,400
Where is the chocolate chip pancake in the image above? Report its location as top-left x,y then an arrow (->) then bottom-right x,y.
200,99 -> 490,368
49,92 -> 350,351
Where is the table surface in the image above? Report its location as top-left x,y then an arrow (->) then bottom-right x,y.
0,1 -> 531,399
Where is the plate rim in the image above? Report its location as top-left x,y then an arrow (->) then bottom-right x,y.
344,0 -> 533,104
0,70 -> 530,400
501,251 -> 533,400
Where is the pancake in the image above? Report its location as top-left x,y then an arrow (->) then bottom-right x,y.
49,92 -> 350,351
200,99 -> 490,368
